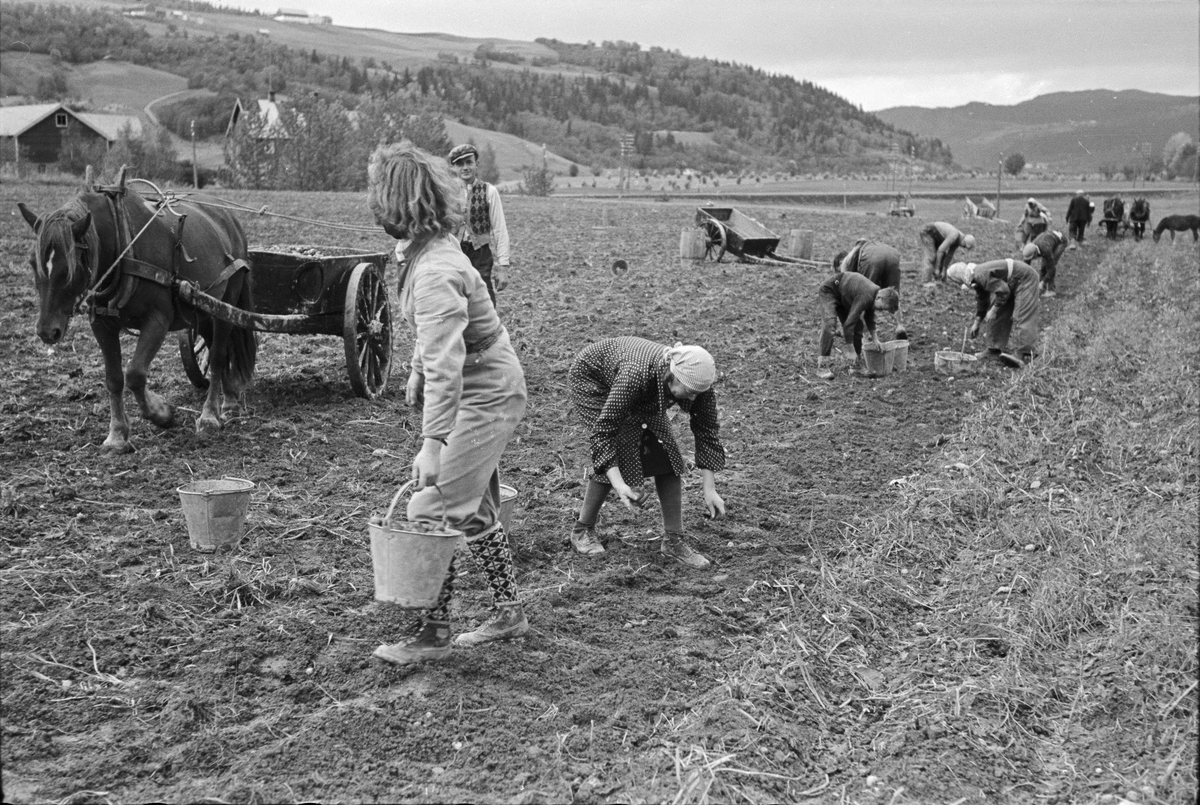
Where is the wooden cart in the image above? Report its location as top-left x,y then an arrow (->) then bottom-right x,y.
176,245 -> 393,400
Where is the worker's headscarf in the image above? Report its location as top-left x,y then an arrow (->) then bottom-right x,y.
665,343 -> 717,394
946,262 -> 975,289
1021,243 -> 1038,261
962,234 -> 976,250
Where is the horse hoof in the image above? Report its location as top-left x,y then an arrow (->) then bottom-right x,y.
102,440 -> 135,454
150,409 -> 176,429
196,415 -> 222,435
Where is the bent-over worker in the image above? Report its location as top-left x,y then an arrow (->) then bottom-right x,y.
947,258 -> 1041,368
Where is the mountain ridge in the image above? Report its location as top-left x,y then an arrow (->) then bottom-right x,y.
876,90 -> 1199,172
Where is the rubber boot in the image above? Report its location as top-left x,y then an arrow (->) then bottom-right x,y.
816,356 -> 834,380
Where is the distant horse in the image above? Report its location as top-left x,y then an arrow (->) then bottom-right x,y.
1152,214 -> 1200,243
1129,198 -> 1150,240
18,170 -> 256,452
1101,197 -> 1125,239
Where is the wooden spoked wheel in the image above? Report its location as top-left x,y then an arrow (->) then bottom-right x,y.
178,322 -> 211,390
702,220 -> 727,262
343,263 -> 393,399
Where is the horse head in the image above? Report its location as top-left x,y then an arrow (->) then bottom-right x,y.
18,200 -> 96,345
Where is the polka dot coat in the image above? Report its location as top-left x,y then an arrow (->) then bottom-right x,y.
568,336 -> 726,485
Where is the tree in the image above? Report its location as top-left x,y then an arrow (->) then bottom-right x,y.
1003,152 -> 1026,177
1162,132 -> 1197,180
478,143 -> 500,184
520,164 -> 554,196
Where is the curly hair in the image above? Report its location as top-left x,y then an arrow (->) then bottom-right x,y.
367,141 -> 463,257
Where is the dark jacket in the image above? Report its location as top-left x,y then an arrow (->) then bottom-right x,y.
1066,195 -> 1091,223
819,271 -> 879,343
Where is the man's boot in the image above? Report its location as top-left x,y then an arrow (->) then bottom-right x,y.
816,356 -> 834,380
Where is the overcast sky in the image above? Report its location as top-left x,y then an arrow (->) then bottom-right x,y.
226,0 -> 1199,110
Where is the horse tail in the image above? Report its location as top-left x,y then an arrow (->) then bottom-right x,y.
224,273 -> 257,395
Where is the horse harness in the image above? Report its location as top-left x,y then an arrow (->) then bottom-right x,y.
82,183 -> 248,320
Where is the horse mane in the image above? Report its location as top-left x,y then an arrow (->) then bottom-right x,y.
35,196 -> 99,287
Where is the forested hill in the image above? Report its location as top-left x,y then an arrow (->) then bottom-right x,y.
1,0 -> 953,174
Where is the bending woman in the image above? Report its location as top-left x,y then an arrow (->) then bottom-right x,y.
568,337 -> 727,569
367,142 -> 528,665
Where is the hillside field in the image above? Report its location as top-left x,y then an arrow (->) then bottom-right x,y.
0,183 -> 1196,804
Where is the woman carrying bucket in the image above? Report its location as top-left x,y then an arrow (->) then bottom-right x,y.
567,337 -> 727,569
366,142 -> 529,666
946,259 -> 1041,368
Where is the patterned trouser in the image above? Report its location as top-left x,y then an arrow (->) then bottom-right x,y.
426,525 -> 518,622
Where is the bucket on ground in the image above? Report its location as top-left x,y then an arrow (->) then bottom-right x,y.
679,228 -> 706,260
177,478 -> 255,552
884,340 -> 909,373
934,350 -> 979,375
499,484 -> 518,532
369,481 -> 463,608
861,342 -> 893,377
785,229 -> 814,260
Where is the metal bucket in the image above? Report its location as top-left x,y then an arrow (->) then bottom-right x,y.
884,340 -> 909,373
177,478 -> 254,552
934,350 -> 979,375
499,484 -> 518,532
862,343 -> 893,377
369,481 -> 463,608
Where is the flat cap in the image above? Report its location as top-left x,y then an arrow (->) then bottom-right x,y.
448,144 -> 478,164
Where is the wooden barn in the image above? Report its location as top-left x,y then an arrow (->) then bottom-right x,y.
0,103 -> 142,169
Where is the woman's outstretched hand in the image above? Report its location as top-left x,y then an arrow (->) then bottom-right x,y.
412,438 -> 443,489
704,488 -> 726,519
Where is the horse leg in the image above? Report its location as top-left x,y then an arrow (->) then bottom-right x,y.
125,317 -> 176,430
199,316 -> 233,433
91,319 -> 134,453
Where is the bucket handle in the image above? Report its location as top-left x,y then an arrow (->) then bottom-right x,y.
381,480 -> 451,529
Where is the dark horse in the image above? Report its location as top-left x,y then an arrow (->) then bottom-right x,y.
1153,214 -> 1200,243
18,171 -> 256,452
1129,197 -> 1150,240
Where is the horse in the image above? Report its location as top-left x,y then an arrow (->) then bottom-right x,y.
1129,198 -> 1150,240
17,169 -> 256,453
1153,214 -> 1200,243
1102,197 -> 1125,239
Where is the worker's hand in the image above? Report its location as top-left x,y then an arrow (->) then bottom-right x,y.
612,481 -> 645,510
492,265 -> 508,292
412,439 -> 443,490
984,309 -> 998,323
703,488 -> 726,520
969,320 -> 981,339
871,333 -> 883,350
406,370 -> 424,408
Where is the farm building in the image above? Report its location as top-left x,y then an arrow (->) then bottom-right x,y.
273,8 -> 332,24
0,103 -> 142,168
225,92 -> 289,141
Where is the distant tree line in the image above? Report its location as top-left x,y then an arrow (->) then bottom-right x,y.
4,2 -> 959,183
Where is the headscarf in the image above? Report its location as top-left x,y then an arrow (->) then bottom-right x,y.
962,234 -> 976,249
1021,242 -> 1038,261
665,342 -> 716,394
946,262 -> 975,289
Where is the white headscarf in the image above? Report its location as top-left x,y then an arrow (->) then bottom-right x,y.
665,343 -> 716,393
946,262 -> 975,289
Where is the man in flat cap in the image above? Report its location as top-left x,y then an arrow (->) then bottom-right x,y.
1065,190 -> 1091,249
448,143 -> 512,306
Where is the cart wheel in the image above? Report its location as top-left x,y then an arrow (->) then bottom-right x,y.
178,324 -> 210,390
702,221 -> 727,262
343,263 -> 392,399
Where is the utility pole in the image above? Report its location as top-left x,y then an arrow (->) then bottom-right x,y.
996,155 -> 1003,219
191,120 -> 199,188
